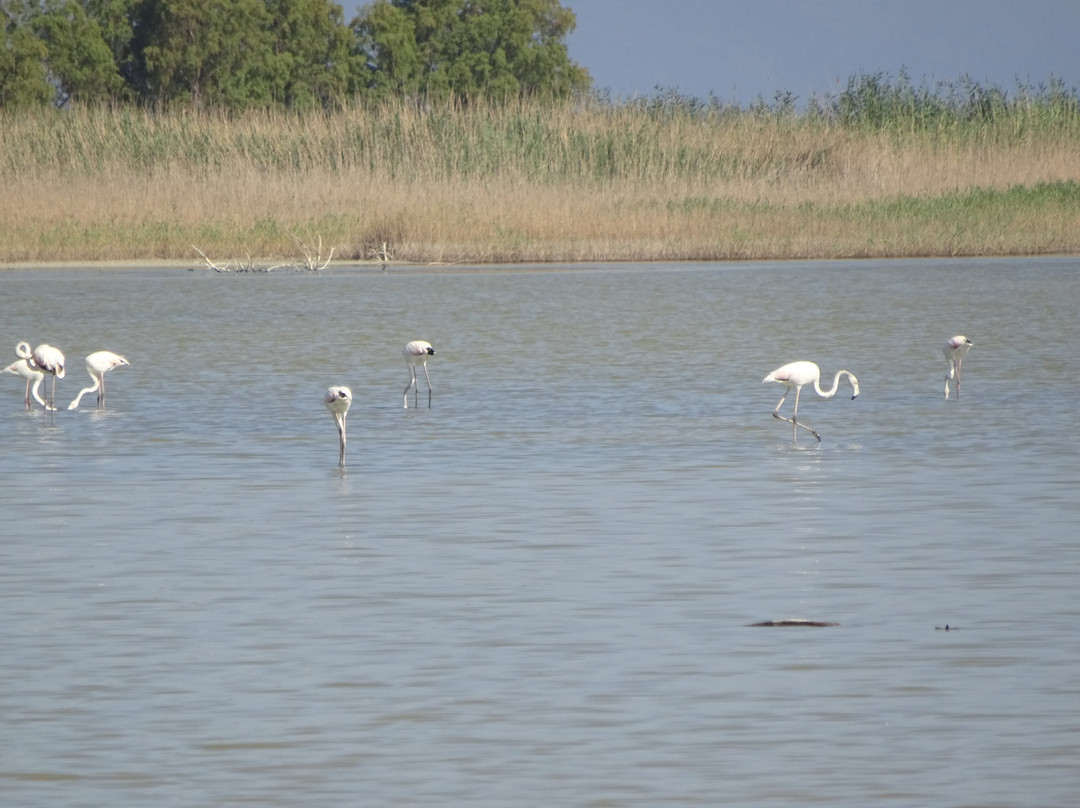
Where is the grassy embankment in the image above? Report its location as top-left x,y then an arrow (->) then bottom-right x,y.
2,90 -> 1080,265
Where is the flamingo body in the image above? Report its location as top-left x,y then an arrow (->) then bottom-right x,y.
943,335 -> 973,399
27,343 -> 65,409
4,354 -> 51,410
763,360 -> 860,443
68,350 -> 129,410
324,386 -> 352,468
403,340 -> 435,408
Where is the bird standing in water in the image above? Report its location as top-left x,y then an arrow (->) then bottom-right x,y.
763,360 -> 860,443
29,343 -> 65,410
68,350 -> 129,410
403,340 -> 435,408
4,342 -> 52,410
324,386 -> 352,468
943,335 -> 973,399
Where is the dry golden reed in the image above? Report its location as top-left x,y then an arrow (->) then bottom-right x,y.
2,99 -> 1079,264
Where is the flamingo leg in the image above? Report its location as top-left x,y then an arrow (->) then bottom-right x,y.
336,413 -> 347,468
954,360 -> 961,400
945,362 -> 958,399
422,362 -> 432,408
772,387 -> 821,443
404,368 -> 417,409
772,389 -> 791,419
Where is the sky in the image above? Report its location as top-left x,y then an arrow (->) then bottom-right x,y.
344,1 -> 1080,104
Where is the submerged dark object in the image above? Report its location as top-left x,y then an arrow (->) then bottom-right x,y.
747,619 -> 839,627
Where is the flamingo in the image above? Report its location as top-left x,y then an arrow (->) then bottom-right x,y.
763,360 -> 860,443
403,340 -> 435,408
4,342 -> 52,410
943,335 -> 973,400
28,343 -> 65,409
67,351 -> 130,410
324,386 -> 352,468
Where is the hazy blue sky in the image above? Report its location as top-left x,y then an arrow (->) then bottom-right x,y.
344,1 -> 1080,103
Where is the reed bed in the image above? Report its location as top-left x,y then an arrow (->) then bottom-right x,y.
2,98 -> 1080,264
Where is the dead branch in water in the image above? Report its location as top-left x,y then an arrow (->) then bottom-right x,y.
192,236 -> 333,272
288,231 -> 333,271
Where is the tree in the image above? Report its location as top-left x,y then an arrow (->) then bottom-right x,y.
353,0 -> 591,103
132,0 -> 278,108
265,0 -> 358,108
1,0 -> 54,107
35,0 -> 126,105
82,0 -> 141,90
128,0 -> 361,109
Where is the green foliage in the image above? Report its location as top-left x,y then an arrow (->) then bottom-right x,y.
353,0 -> 591,102
35,0 -> 126,104
829,70 -> 1080,136
1,0 -> 54,107
133,0 -> 278,108
2,0 -> 587,109
265,0 -> 358,109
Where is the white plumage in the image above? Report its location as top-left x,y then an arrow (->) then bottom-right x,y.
324,386 -> 353,468
403,340 -> 436,409
68,350 -> 129,410
942,335 -> 973,399
763,360 -> 859,443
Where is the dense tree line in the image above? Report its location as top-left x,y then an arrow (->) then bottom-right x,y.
0,0 -> 591,109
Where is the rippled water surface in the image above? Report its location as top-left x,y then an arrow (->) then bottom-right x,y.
2,258 -> 1079,806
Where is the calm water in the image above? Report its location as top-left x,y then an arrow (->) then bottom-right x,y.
2,258 -> 1078,806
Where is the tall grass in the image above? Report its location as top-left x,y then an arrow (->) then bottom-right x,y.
2,86 -> 1080,263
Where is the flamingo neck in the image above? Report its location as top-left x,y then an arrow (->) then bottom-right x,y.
813,370 -> 852,399
68,378 -> 101,410
31,375 -> 48,408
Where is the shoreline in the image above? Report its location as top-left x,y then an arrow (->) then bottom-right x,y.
3,251 -> 1077,273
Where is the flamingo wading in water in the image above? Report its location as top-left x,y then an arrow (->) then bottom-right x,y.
324,386 -> 352,468
68,351 -> 130,410
403,340 -> 435,408
29,343 -> 65,409
763,360 -> 859,443
4,342 -> 52,410
943,335 -> 973,400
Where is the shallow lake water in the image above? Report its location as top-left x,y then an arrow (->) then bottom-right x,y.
2,258 -> 1079,806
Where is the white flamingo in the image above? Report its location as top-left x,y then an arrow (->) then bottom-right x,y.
943,335 -> 973,400
28,343 -> 65,409
403,340 -> 435,408
68,351 -> 130,410
4,342 -> 52,410
324,386 -> 352,468
763,360 -> 860,443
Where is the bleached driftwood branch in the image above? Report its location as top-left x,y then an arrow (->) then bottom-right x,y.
192,235 -> 334,273
288,231 -> 334,271
368,241 -> 392,267
192,246 -> 272,272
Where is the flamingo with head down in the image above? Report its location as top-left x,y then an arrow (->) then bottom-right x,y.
324,386 -> 353,468
68,351 -> 130,410
943,335 -> 973,400
29,343 -> 65,409
403,340 -> 435,409
4,342 -> 52,410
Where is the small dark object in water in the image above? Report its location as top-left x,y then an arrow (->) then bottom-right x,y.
934,624 -> 957,631
747,619 -> 839,627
